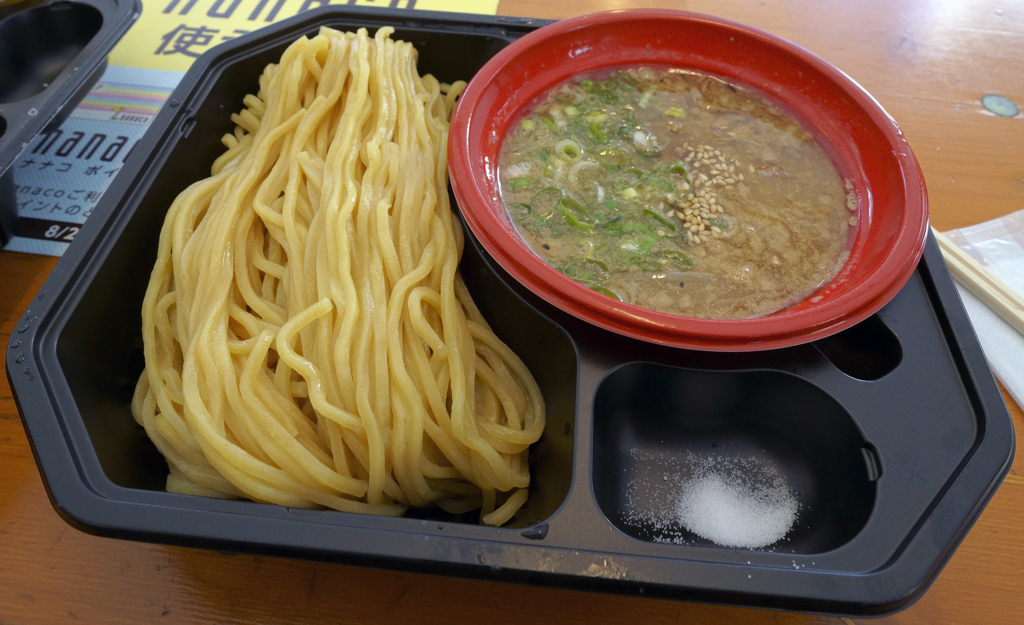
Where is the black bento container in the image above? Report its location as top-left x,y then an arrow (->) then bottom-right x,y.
0,0 -> 140,244
6,6 -> 1015,617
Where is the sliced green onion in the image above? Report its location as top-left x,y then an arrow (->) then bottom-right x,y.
596,148 -> 630,167
668,161 -> 690,176
665,107 -> 686,118
588,122 -> 609,144
539,147 -> 550,163
617,168 -> 643,188
621,187 -> 638,199
530,186 -> 563,217
664,249 -> 694,267
508,202 -> 533,219
647,175 -> 673,193
667,161 -> 693,197
709,218 -> 728,230
637,233 -> 660,254
580,79 -> 594,91
585,258 -> 610,272
553,139 -> 583,161
542,117 -> 557,132
509,177 -> 534,190
520,119 -> 536,131
564,105 -> 579,117
559,196 -> 595,229
590,285 -> 622,301
644,208 -> 677,232
601,197 -> 618,210
584,111 -> 608,123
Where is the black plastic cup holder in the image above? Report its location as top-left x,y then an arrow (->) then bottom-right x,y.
814,314 -> 903,380
593,363 -> 876,554
6,6 -> 1015,617
0,2 -> 104,104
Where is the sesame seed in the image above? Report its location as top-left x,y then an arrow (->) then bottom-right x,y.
712,232 -> 720,238
714,150 -> 721,156
689,224 -> 699,232
699,174 -> 708,181
738,174 -> 744,181
692,235 -> 702,244
684,209 -> 693,216
725,178 -> 735,184
711,225 -> 721,233
698,224 -> 705,232
717,206 -> 724,213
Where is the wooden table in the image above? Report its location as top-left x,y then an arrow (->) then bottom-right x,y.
2,0 -> 1022,622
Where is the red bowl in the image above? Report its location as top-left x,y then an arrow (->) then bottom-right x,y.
448,10 -> 928,351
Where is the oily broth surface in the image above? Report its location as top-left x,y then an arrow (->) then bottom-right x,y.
498,66 -> 856,320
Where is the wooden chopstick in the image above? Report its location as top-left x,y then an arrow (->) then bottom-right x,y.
932,226 -> 1024,337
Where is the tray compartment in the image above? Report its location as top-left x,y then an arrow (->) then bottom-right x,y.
0,0 -> 138,244
593,363 -> 876,554
54,10 -> 577,528
0,2 -> 104,104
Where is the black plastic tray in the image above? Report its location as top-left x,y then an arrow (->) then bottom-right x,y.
6,6 -> 1015,617
0,0 -> 140,244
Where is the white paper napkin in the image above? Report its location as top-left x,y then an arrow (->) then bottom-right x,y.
944,209 -> 1024,410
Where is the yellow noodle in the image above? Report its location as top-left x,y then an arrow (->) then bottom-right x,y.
133,27 -> 545,525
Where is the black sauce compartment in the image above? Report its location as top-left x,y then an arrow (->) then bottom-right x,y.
6,6 -> 1015,618
0,0 -> 140,244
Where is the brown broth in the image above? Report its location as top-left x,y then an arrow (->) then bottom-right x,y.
498,66 -> 856,320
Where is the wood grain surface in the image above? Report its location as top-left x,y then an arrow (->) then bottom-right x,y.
2,0 -> 1022,623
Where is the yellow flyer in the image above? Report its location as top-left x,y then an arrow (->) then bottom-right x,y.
112,0 -> 500,72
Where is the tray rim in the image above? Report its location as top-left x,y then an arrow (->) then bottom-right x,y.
5,5 -> 1016,617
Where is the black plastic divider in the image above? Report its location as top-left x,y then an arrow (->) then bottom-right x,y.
6,5 -> 1015,617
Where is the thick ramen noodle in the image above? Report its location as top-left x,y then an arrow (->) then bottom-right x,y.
132,27 -> 545,526
499,66 -> 857,319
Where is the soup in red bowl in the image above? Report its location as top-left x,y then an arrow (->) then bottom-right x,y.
448,9 -> 928,351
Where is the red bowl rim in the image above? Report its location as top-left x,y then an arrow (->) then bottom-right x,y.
449,9 -> 929,351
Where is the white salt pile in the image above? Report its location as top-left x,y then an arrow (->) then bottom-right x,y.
676,471 -> 798,549
623,450 -> 799,549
